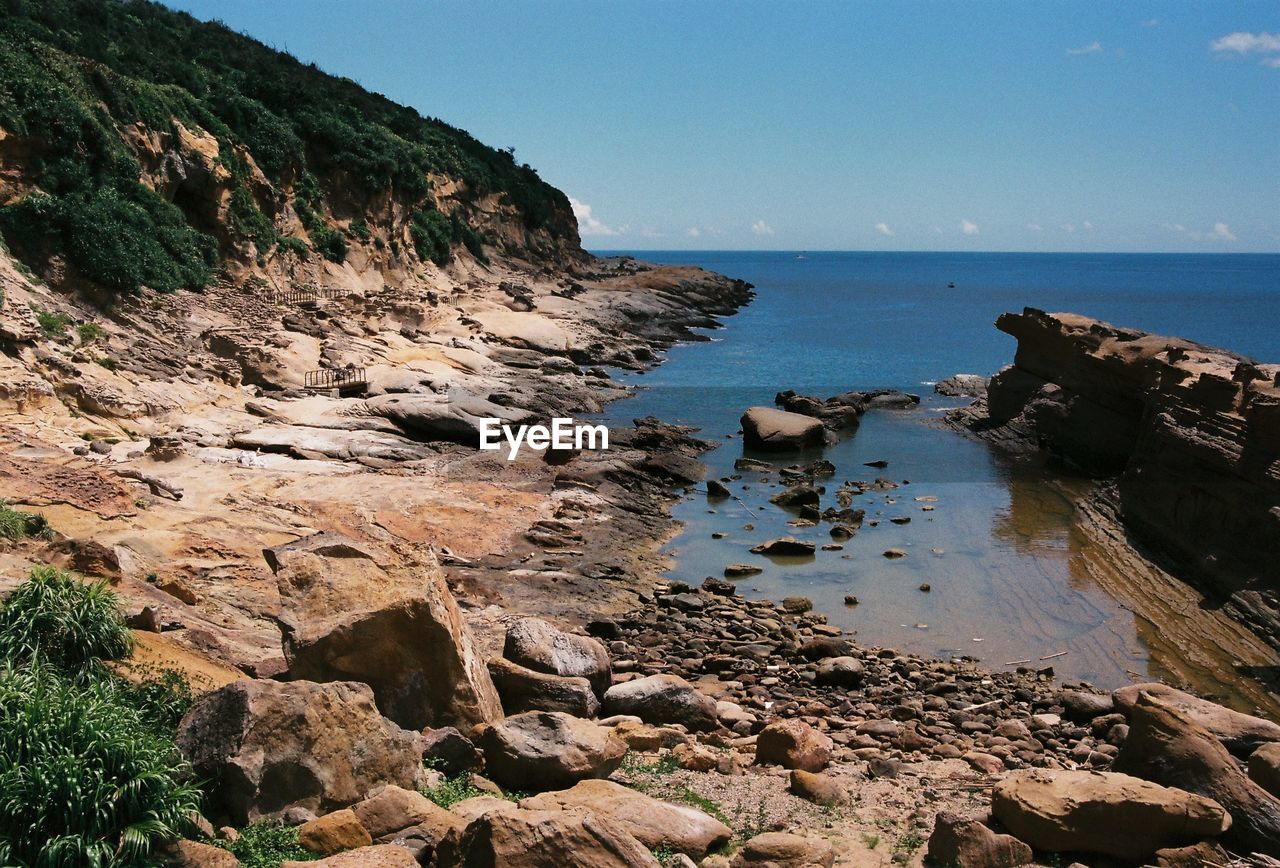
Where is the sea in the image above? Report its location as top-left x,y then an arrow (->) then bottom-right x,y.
593,251 -> 1280,709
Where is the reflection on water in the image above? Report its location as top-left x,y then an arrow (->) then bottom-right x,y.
610,389 -> 1280,716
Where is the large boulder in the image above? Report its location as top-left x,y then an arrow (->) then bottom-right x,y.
488,657 -> 600,718
281,844 -> 417,868
298,810 -> 371,856
1115,691 -> 1280,854
366,390 -> 535,447
926,812 -> 1032,868
435,806 -> 660,867
477,711 -> 627,791
520,780 -> 732,857
755,719 -> 833,772
991,768 -> 1230,860
350,785 -> 462,863
740,407 -> 826,451
1249,742 -> 1280,798
503,617 -> 612,697
601,674 -> 718,731
1113,682 -> 1280,756
176,679 -> 422,825
269,533 -> 501,730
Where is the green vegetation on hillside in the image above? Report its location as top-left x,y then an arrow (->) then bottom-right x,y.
0,0 -> 572,293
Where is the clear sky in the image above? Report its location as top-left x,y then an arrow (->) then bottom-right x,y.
165,1 -> 1279,253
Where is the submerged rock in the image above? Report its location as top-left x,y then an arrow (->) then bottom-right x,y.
740,407 -> 826,451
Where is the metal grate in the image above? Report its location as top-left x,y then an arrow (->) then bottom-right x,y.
304,367 -> 367,390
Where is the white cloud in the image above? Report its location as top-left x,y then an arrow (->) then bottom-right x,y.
1027,223 -> 1044,232
1142,18 -> 1160,28
1211,32 -> 1280,54
685,227 -> 701,238
1265,57 -> 1280,68
1163,221 -> 1237,242
568,197 -> 623,237
1082,221 -> 1095,231
1211,222 -> 1237,241
1066,40 -> 1103,56
751,220 -> 775,236
875,222 -> 894,237
960,219 -> 979,236
1062,223 -> 1076,233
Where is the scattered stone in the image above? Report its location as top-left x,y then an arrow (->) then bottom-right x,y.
769,485 -> 820,508
750,537 -> 815,556
730,832 -> 835,867
781,596 -> 813,614
724,564 -> 763,578
706,480 -> 732,499
281,844 -> 417,867
788,770 -> 847,806
814,656 -> 864,688
882,548 -> 906,559
1060,689 -> 1114,722
755,719 -> 833,772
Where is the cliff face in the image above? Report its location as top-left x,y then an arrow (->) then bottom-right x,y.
969,308 -> 1280,638
0,0 -> 581,300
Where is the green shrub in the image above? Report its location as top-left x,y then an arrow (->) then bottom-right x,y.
76,320 -> 104,344
0,500 -> 52,541
29,304 -> 71,340
410,208 -> 453,266
276,235 -> 309,258
210,822 -> 315,868
309,224 -> 348,263
114,664 -> 196,734
0,661 -> 200,866
0,566 -> 133,672
228,186 -> 278,251
346,217 -> 370,242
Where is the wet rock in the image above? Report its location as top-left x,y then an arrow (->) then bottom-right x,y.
298,809 -> 371,856
1060,689 -> 1114,721
270,533 -> 500,730
798,636 -> 851,660
706,480 -> 732,499
991,768 -> 1230,860
436,806 -> 660,867
601,674 -> 718,731
926,812 -> 1032,868
487,657 -> 600,718
724,564 -> 763,577
740,407 -> 826,451
477,711 -> 626,791
769,485 -> 820,508
504,617 -> 612,697
755,719 -> 833,772
750,537 -> 815,556
935,374 -> 990,398
177,679 -> 422,824
520,779 -> 732,857
781,596 -> 812,614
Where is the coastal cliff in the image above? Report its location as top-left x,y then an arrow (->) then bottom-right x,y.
956,307 -> 1280,645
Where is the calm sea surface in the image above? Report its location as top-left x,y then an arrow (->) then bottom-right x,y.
595,251 -> 1280,707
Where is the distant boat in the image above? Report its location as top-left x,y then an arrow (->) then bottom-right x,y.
795,253 -> 807,260
947,281 -> 956,288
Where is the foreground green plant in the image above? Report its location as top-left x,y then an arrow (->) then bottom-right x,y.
0,499 -> 53,541
0,565 -> 133,672
0,661 -> 201,865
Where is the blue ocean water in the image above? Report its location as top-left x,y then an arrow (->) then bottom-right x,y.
595,251 -> 1280,705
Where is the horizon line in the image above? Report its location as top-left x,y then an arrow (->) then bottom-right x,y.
588,248 -> 1280,257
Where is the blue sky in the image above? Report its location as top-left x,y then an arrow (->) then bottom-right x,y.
166,1 -> 1279,253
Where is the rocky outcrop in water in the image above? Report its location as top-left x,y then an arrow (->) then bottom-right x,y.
955,308 -> 1280,647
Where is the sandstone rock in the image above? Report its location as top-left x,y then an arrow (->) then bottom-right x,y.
421,727 -> 481,776
724,564 -> 763,577
520,779 -> 733,857
601,674 -> 718,731
161,840 -> 240,867
478,711 -> 626,791
935,374 -> 990,398
298,809 -> 372,856
755,719 -> 833,772
350,785 -> 461,842
730,832 -> 835,867
270,533 -> 500,730
366,391 -> 535,447
991,768 -> 1230,860
1115,691 -> 1280,853
487,656 -> 600,717
925,812 -> 1032,868
503,617 -> 612,697
797,637 -> 850,660
1154,840 -> 1231,867
788,770 -> 847,806
449,795 -> 518,823
740,407 -> 826,451
672,741 -> 718,772
281,844 -> 417,868
1113,682 -> 1280,756
1250,742 -> 1280,798
436,807 -> 660,867
814,656 -> 863,688
1059,689 -> 1114,721
177,679 -> 422,824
